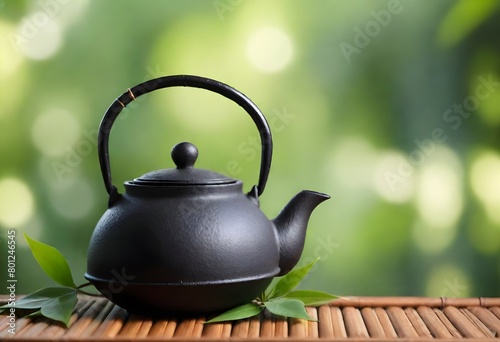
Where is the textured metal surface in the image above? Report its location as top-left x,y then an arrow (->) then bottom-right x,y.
86,182 -> 328,313
1,296 -> 500,341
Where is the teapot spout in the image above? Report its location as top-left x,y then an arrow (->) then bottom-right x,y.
272,190 -> 330,276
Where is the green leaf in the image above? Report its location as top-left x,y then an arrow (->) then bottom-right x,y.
263,278 -> 280,300
283,290 -> 337,306
25,234 -> 76,288
0,287 -> 77,327
25,310 -> 42,318
0,287 -> 76,310
40,291 -> 78,327
205,303 -> 262,323
267,257 -> 319,299
264,298 -> 315,321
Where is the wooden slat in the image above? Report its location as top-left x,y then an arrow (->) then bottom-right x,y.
274,316 -> 288,337
117,313 -> 153,337
78,299 -> 115,337
0,315 -> 11,334
147,318 -> 169,337
15,317 -> 50,338
193,316 -> 205,337
259,313 -> 274,338
375,307 -> 398,338
461,308 -> 494,338
231,317 -> 250,337
41,298 -> 90,338
172,317 -> 194,337
117,314 -> 143,337
173,315 -> 204,337
91,304 -> 128,338
247,314 -> 261,338
17,299 -> 87,338
289,308 -> 316,338
3,317 -> 33,338
417,306 -> 453,338
306,306 -> 319,338
332,296 -> 500,308
201,319 -> 222,338
38,320 -> 68,338
289,318 -> 307,338
361,307 -> 385,337
444,306 -> 485,338
433,308 -> 463,338
386,306 -> 418,338
288,307 -> 319,339
318,305 -> 334,338
14,300 -> 95,339
63,298 -> 106,338
404,307 -> 433,338
343,307 -> 369,338
330,307 -> 347,338
220,320 -> 233,338
135,318 -> 153,337
161,319 -> 178,338
202,320 -> 231,338
469,306 -> 500,337
491,307 -> 500,320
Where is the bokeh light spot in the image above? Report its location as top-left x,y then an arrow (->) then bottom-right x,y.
0,20 -> 27,121
412,147 -> 462,253
55,0 -> 90,29
416,147 -> 462,229
49,179 -> 95,220
470,150 -> 500,224
373,150 -> 414,203
31,108 -> 81,157
0,178 -> 35,228
16,19 -> 62,60
412,220 -> 457,254
426,264 -> 471,297
246,27 -> 293,73
0,21 -> 23,78
330,136 -> 377,191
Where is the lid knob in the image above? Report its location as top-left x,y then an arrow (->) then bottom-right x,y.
171,142 -> 198,169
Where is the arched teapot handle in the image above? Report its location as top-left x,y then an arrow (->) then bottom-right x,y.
98,75 -> 273,200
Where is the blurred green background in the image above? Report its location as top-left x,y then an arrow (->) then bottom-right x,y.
1,0 -> 500,298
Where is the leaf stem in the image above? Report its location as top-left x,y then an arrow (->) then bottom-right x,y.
77,289 -> 102,297
76,282 -> 93,289
76,282 -> 102,297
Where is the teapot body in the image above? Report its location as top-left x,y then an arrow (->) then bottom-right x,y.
85,181 -> 280,313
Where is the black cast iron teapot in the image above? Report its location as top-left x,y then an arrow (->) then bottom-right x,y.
85,75 -> 330,314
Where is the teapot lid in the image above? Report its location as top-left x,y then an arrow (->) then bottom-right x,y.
131,142 -> 236,186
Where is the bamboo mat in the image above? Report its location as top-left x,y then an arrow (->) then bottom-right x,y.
1,296 -> 500,341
